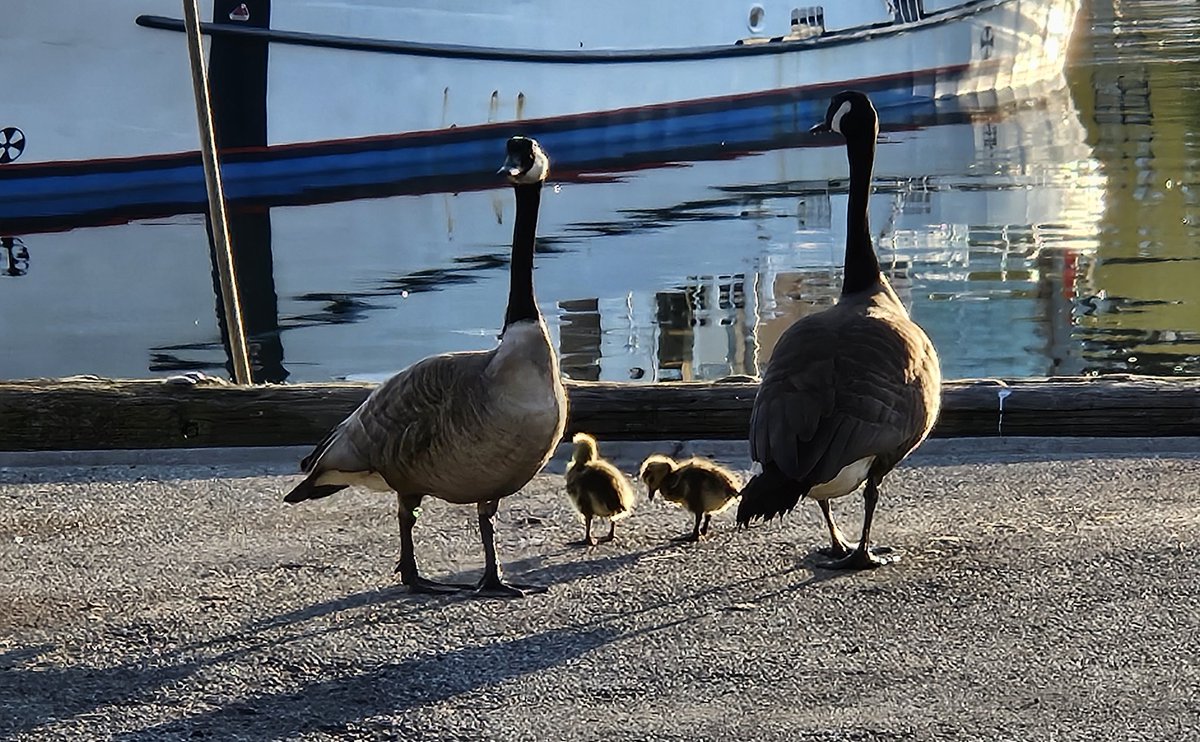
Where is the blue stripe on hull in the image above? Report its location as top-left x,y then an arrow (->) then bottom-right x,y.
0,75 -> 955,232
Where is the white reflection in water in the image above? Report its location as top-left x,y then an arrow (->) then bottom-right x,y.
4,0 -> 1200,381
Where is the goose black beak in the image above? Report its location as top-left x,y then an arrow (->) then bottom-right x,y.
497,154 -> 523,178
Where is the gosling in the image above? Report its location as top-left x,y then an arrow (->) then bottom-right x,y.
639,455 -> 741,542
565,433 -> 636,546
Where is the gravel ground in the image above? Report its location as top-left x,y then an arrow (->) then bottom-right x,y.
1,438 -> 1198,741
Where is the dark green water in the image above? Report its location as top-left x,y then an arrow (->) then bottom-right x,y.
1058,0 -> 1200,376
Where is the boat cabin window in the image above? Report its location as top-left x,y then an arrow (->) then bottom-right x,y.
736,2 -> 825,44
891,0 -> 925,23
790,7 -> 825,38
747,4 -> 766,33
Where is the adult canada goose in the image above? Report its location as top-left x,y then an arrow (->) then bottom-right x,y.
736,91 -> 942,569
283,136 -> 568,597
564,433 -> 636,546
639,454 -> 740,542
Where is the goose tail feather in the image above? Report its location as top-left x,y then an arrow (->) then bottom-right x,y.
736,462 -> 805,526
300,424 -> 343,473
283,474 -> 347,504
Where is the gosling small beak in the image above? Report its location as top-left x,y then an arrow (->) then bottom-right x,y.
809,121 -> 831,134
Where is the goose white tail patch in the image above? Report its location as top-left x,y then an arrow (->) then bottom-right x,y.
830,100 -> 852,135
808,455 -> 875,500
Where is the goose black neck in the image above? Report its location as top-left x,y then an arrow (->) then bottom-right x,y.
504,182 -> 542,329
841,132 -> 882,296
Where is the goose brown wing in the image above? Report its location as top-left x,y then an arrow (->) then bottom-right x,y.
304,350 -> 493,482
750,310 -> 934,485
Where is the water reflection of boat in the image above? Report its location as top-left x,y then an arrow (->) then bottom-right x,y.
1,237 -> 30,277
0,83 -> 1105,383
520,86 -> 1104,383
0,0 -> 1081,232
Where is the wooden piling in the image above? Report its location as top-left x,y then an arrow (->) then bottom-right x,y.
182,0 -> 254,385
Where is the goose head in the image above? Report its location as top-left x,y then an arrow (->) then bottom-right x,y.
810,90 -> 879,141
638,455 -> 677,500
570,432 -> 600,465
499,136 -> 550,185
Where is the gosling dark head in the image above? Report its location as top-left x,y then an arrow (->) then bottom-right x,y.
499,136 -> 550,186
810,90 -> 879,140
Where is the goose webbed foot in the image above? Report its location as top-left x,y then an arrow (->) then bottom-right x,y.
475,575 -> 547,598
393,563 -> 469,594
820,546 -> 898,570
816,539 -> 855,559
818,542 -> 893,559
406,575 -> 469,594
671,513 -> 706,542
571,515 -> 599,547
596,522 -> 617,544
475,498 -> 545,597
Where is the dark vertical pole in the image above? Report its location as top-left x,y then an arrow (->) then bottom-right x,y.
183,0 -> 253,384
205,0 -> 287,382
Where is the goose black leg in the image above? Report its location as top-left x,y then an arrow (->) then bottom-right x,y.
671,512 -> 704,542
822,479 -> 897,569
816,499 -> 854,558
598,519 -> 617,544
394,494 -> 465,593
476,499 -> 545,597
570,514 -> 597,547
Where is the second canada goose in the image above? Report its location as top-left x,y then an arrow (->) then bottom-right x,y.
736,91 -> 942,569
639,455 -> 740,542
564,433 -> 636,545
282,136 -> 568,597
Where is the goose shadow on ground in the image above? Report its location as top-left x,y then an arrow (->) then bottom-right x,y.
0,647 -> 203,738
2,535 -> 850,736
438,541 -> 678,588
108,561 -> 836,739
0,552 -> 656,737
111,624 -> 622,740
0,585 -> 455,737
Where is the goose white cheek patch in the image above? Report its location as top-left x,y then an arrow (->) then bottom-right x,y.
520,151 -> 549,183
830,100 -> 852,135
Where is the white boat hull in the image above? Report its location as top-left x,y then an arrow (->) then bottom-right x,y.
0,0 -> 1081,231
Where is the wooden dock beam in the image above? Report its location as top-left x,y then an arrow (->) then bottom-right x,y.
0,375 -> 1197,452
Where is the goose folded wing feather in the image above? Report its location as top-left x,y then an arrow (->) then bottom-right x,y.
750,316 -> 926,485
342,352 -> 491,478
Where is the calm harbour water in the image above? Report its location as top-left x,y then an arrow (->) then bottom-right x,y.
2,0 -> 1198,383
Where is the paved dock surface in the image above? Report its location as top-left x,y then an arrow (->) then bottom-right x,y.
1,438 -> 1198,741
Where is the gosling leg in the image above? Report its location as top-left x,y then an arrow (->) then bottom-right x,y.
671,512 -> 704,542
570,514 -> 598,547
597,519 -> 617,544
